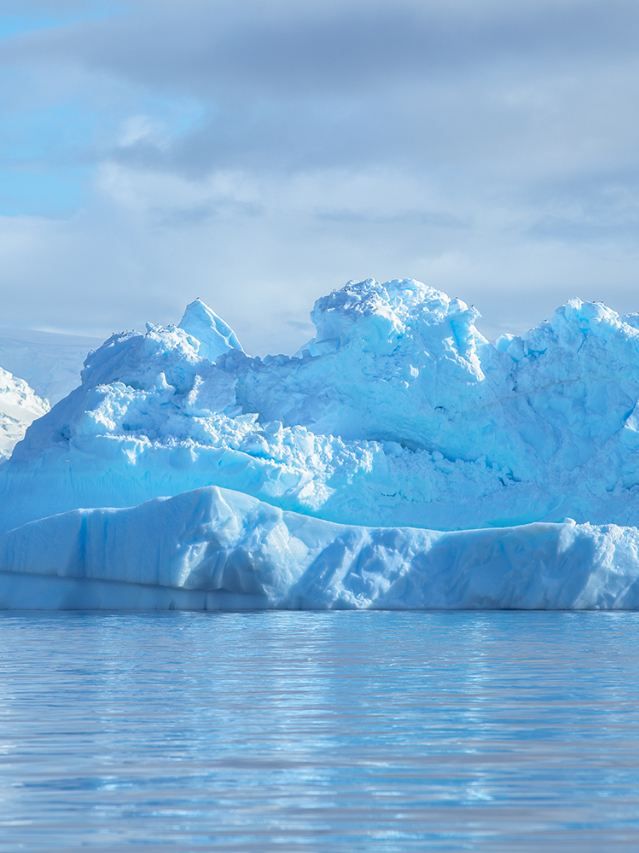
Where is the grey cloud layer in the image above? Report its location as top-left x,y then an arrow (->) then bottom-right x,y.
0,0 -> 638,349
5,0 -> 639,177
6,0 -> 636,183
10,0 -> 639,92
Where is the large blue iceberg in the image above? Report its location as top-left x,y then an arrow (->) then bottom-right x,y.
2,278 -> 639,609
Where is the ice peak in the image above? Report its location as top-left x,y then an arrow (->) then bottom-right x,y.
179,298 -> 243,362
306,278 -> 483,359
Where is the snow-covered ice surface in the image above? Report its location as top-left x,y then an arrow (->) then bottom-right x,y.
2,278 -> 639,609
0,367 -> 48,461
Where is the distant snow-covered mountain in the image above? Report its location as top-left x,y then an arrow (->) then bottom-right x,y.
0,328 -> 100,404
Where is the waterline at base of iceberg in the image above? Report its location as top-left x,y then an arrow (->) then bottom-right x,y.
0,571 -> 269,611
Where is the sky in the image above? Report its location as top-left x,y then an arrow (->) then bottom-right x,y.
0,0 -> 638,352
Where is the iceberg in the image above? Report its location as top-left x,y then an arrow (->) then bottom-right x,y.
2,277 -> 639,609
0,367 -> 49,461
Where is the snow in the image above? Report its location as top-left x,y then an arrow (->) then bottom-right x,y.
0,367 -> 49,461
2,277 -> 639,609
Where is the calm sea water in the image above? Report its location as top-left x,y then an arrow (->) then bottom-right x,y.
0,612 -> 638,850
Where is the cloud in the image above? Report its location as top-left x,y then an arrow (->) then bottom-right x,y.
0,0 -> 638,351
5,0 -> 637,184
6,0 -> 639,93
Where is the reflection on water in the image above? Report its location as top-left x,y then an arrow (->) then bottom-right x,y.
0,611 -> 638,849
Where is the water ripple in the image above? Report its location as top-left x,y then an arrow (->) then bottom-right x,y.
0,612 -> 638,849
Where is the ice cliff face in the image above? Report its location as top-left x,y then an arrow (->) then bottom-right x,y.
2,277 -> 639,609
0,367 -> 49,461
1,487 -> 637,611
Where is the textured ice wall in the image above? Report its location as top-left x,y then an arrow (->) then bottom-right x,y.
4,278 -> 639,532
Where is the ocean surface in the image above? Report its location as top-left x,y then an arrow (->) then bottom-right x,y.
0,612 -> 638,850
